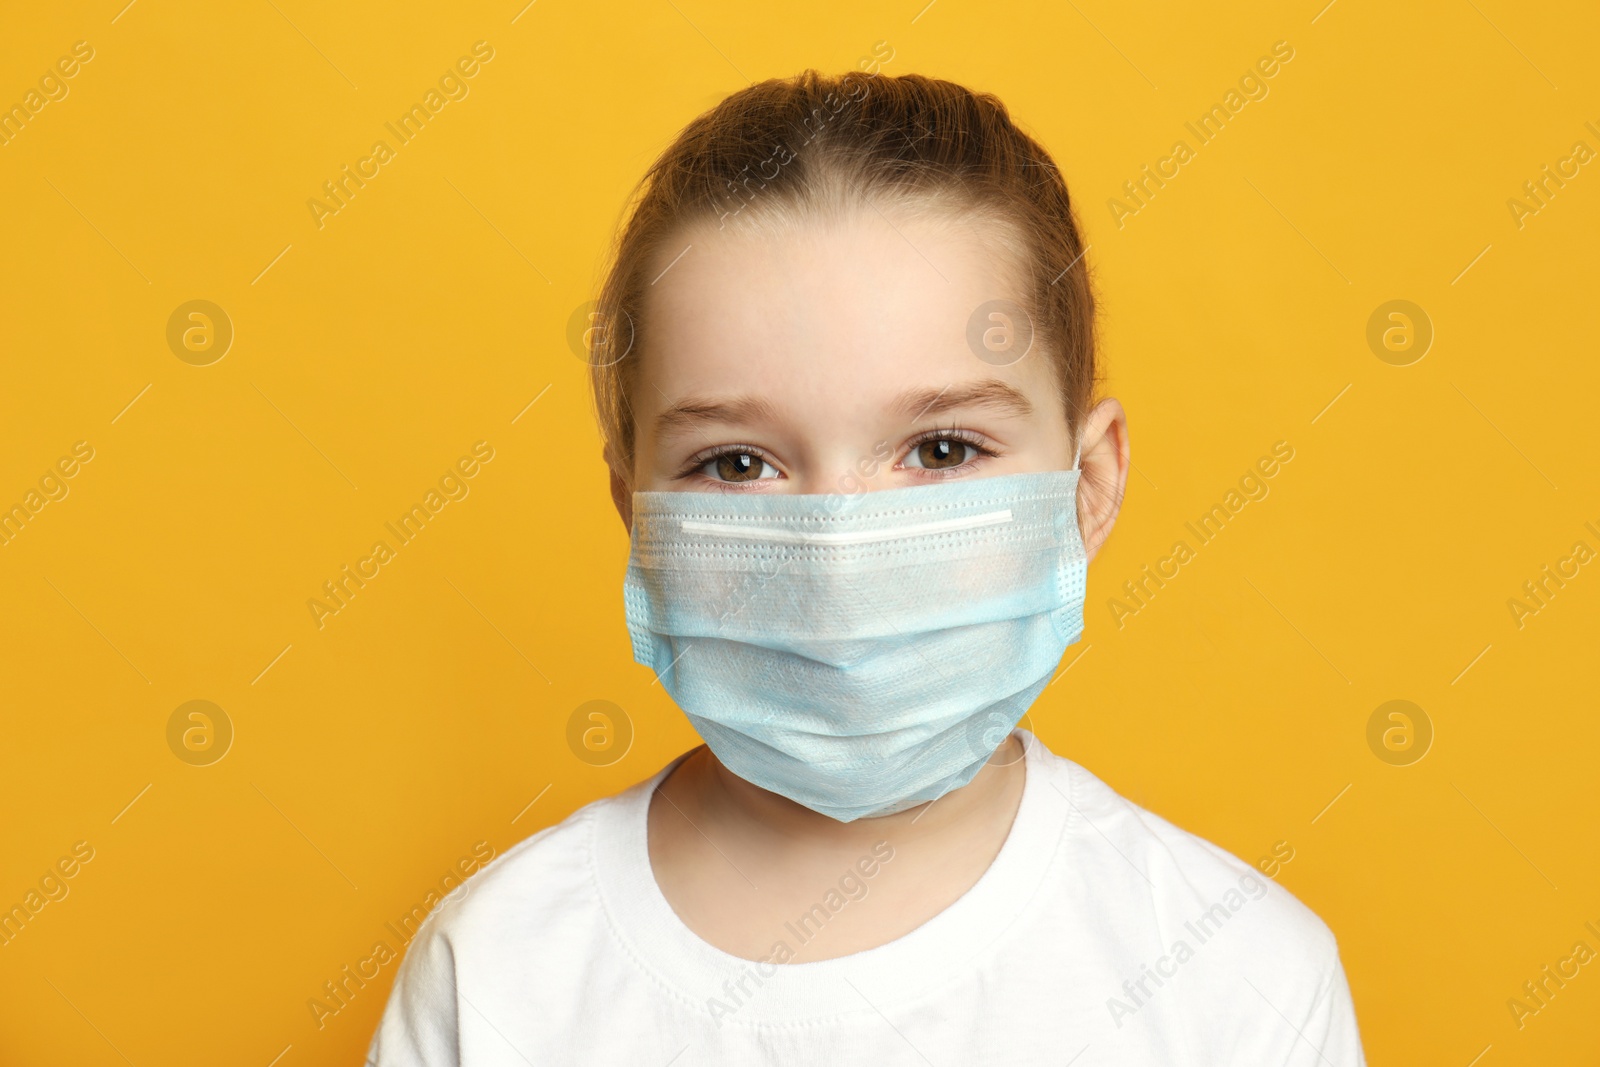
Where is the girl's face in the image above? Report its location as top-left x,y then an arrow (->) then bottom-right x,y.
618,202 -> 1126,557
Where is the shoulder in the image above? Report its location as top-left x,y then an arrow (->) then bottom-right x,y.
378,772 -> 652,991
420,780 -> 632,953
366,774 -> 657,1063
1029,736 -> 1345,1016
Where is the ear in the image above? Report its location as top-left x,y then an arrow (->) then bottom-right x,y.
607,451 -> 633,532
1075,397 -> 1129,562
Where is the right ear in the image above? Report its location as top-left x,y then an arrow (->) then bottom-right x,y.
607,452 -> 633,532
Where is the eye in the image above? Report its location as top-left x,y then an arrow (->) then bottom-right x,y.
698,449 -> 780,483
901,431 -> 994,472
906,439 -> 976,470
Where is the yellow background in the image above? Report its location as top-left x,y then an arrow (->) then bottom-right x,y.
2,0 -> 1596,1063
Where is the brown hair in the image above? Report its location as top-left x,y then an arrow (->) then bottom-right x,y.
588,69 -> 1097,482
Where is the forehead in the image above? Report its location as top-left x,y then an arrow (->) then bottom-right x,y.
635,202 -> 1049,403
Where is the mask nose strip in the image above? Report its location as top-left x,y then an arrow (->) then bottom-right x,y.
679,509 -> 1015,546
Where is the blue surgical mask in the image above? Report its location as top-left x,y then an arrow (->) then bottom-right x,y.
623,461 -> 1088,822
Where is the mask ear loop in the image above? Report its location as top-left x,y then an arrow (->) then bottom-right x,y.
1071,433 -> 1084,472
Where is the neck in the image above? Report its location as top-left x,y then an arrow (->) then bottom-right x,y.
646,732 -> 1032,963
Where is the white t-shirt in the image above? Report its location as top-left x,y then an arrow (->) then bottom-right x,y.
366,730 -> 1365,1065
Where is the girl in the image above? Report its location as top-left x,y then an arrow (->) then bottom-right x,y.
368,70 -> 1365,1065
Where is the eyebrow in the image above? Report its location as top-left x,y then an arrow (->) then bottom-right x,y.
654,394 -> 782,438
894,379 -> 1034,422
652,378 -> 1034,440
